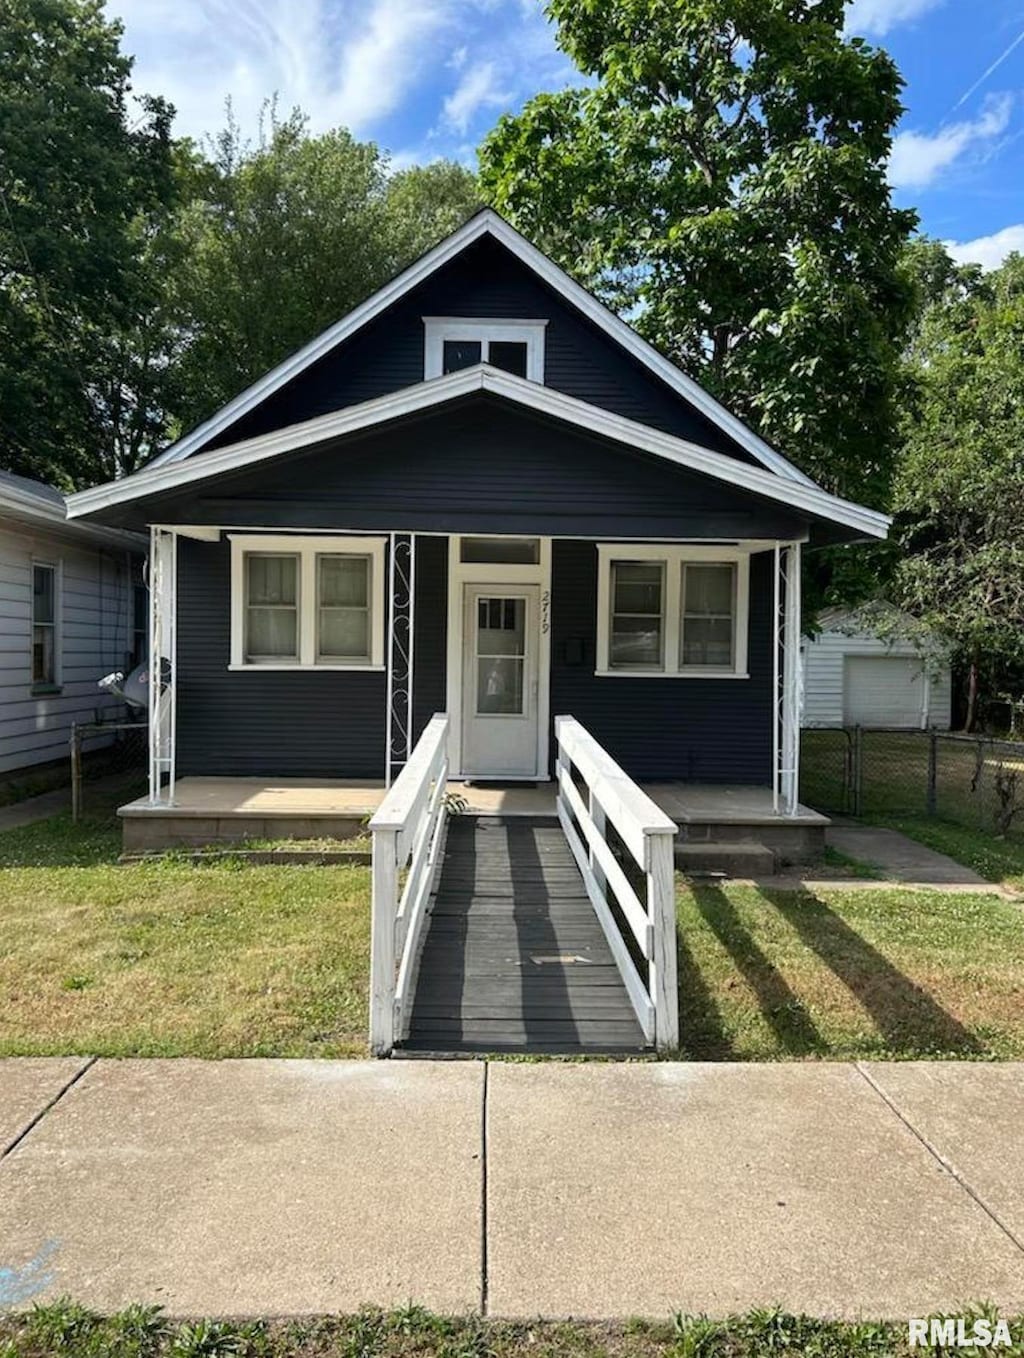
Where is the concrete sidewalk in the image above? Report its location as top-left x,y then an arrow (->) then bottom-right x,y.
1,1058 -> 1022,1319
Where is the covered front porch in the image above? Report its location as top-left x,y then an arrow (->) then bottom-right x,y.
119,773 -> 828,860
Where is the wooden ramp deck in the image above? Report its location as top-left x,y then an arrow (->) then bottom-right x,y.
400,816 -> 649,1056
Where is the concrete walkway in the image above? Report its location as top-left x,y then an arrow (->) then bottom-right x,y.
1,1058 -> 1023,1319
827,824 -> 995,888
0,786 -> 72,834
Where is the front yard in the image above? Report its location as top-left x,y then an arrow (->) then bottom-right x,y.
676,879 -> 1024,1060
1,809 -> 1022,1062
0,814 -> 370,1059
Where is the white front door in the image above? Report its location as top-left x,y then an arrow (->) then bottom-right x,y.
461,584 -> 540,777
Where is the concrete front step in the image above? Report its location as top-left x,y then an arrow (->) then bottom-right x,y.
675,840 -> 776,877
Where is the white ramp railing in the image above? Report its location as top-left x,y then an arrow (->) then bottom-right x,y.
554,716 -> 679,1051
369,714 -> 449,1056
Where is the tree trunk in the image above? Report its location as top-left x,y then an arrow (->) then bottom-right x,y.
965,654 -> 980,733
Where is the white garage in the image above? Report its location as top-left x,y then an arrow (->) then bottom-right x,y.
802,607 -> 952,730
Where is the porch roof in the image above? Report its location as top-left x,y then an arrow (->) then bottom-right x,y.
67,366 -> 889,545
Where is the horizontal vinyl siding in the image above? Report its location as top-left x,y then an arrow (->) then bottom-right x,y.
550,541 -> 773,783
176,535 -> 449,779
0,524 -> 136,774
202,237 -> 757,466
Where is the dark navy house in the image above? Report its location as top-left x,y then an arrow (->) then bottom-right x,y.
68,209 -> 888,849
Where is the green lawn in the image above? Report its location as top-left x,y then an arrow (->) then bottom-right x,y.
676,878 -> 1024,1061
4,1302 -> 1019,1358
0,813 -> 370,1059
3,807 -> 1023,1063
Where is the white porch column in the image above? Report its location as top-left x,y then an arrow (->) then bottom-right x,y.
147,526 -> 178,806
780,541 -> 803,816
385,532 -> 416,787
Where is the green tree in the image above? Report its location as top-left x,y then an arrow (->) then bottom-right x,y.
478,0 -> 916,509
168,112 -> 480,434
0,0 -> 174,486
892,250 -> 1024,730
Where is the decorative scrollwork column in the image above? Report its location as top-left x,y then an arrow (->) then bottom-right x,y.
385,533 -> 415,786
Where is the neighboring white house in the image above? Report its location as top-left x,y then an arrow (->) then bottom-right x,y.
0,470 -> 145,776
801,605 -> 953,730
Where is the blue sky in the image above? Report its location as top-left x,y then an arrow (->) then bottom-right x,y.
107,0 -> 1024,268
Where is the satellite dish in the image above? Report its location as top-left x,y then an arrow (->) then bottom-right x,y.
98,658 -> 171,711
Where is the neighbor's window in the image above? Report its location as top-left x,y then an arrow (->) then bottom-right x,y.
131,583 -> 148,669
681,563 -> 736,669
424,319 -> 546,383
597,547 -> 749,678
32,562 -> 58,690
230,536 -> 384,670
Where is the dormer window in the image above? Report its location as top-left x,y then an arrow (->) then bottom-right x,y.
424,318 -> 546,383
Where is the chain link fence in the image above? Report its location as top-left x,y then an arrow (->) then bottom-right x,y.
801,727 -> 1024,837
70,720 -> 148,821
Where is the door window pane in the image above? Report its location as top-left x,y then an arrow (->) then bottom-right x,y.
609,562 -> 663,669
318,555 -> 370,660
443,339 -> 482,374
488,340 -> 529,378
245,554 -> 298,661
32,564 -> 56,686
476,596 -> 526,713
681,563 -> 735,668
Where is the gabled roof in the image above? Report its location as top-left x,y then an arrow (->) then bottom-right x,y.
67,364 -> 889,541
0,468 -> 142,550
146,208 -> 814,487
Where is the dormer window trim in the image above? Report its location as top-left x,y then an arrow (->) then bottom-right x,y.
423,317 -> 547,383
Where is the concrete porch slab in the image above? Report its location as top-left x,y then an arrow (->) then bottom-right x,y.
485,1062 -> 1024,1319
0,1059 -> 92,1156
0,1059 -> 483,1316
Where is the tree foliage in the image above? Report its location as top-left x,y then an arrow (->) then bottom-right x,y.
165,114 -> 481,438
0,0 -> 174,486
892,247 -> 1024,729
479,0 -> 916,508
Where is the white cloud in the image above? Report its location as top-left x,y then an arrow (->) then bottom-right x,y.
442,61 -> 511,133
845,0 -> 944,38
108,0 -> 459,142
888,94 -> 1013,189
946,223 -> 1024,270
108,0 -> 570,158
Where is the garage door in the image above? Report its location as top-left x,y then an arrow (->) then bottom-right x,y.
843,655 -> 925,727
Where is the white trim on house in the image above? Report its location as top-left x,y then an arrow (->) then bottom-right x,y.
141,210 -> 813,485
228,533 -> 386,671
595,543 -> 752,679
68,366 -> 890,541
423,317 -> 547,382
445,534 -> 552,780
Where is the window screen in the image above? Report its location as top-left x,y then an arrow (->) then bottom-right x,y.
681,563 -> 735,668
317,555 -> 370,661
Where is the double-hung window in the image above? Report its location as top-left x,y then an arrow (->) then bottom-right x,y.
597,546 -> 749,678
230,536 -> 384,670
423,318 -> 547,383
31,562 -> 60,691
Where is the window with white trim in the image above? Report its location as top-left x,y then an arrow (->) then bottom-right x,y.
423,318 -> 546,383
31,561 -> 60,691
596,545 -> 750,678
229,535 -> 385,670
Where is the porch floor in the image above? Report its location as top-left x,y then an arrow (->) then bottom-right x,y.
120,777 -> 827,824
